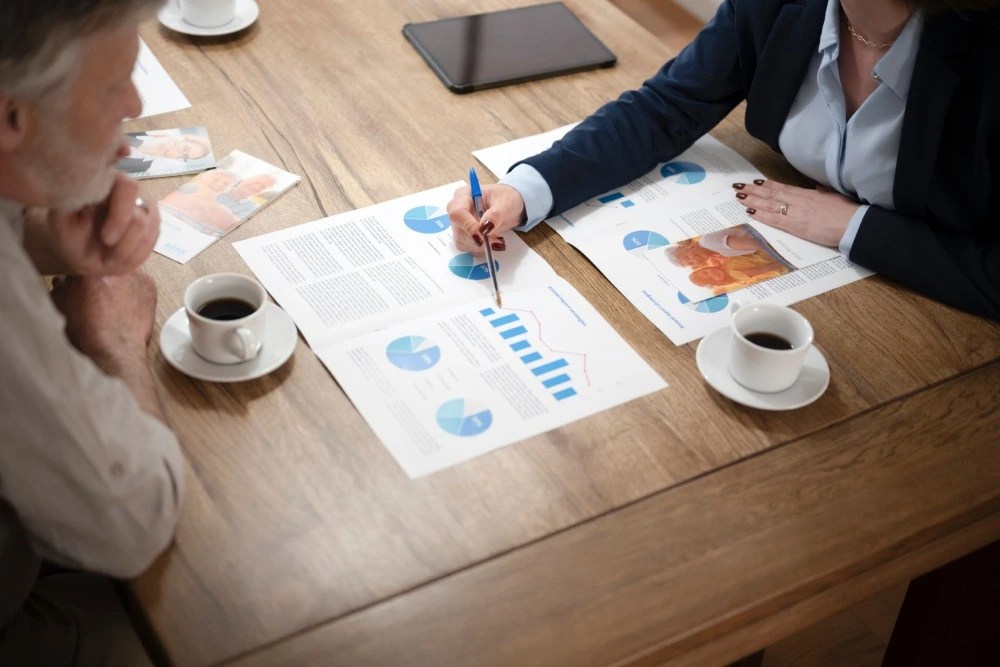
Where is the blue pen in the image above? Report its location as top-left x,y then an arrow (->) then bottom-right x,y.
469,168 -> 502,307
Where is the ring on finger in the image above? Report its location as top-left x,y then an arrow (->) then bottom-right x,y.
134,197 -> 149,214
777,201 -> 789,216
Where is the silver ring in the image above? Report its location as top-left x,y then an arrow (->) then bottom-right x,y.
135,196 -> 149,214
778,201 -> 789,216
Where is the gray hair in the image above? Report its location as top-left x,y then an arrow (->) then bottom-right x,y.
0,0 -> 162,99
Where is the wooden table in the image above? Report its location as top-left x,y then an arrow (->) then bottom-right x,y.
131,1 -> 1000,665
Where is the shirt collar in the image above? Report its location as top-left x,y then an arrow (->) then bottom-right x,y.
873,11 -> 924,99
0,195 -> 25,236
819,0 -> 923,99
818,0 -> 841,55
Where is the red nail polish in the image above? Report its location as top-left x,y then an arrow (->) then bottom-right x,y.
736,192 -> 747,200
473,234 -> 483,247
753,179 -> 765,186
491,242 -> 505,251
732,183 -> 746,190
746,208 -> 756,215
479,221 -> 494,235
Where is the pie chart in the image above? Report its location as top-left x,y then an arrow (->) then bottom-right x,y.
661,161 -> 706,185
677,291 -> 730,313
623,230 -> 669,252
449,253 -> 497,281
436,398 -> 492,437
385,335 -> 441,371
404,205 -> 450,234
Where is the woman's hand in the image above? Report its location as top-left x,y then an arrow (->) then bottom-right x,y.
446,183 -> 524,255
733,179 -> 860,248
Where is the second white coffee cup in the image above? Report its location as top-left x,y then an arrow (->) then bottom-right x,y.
179,0 -> 237,28
727,303 -> 813,393
184,273 -> 266,364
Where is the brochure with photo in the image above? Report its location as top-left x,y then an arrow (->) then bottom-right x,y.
154,150 -> 300,264
118,126 -> 216,179
645,224 -> 796,303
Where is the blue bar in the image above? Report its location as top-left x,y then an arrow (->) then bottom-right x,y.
510,341 -> 530,352
490,313 -> 520,328
598,192 -> 625,204
479,308 -> 495,316
553,388 -> 578,400
542,373 -> 571,388
531,358 -> 568,376
621,200 -> 635,208
520,352 -> 542,364
500,326 -> 528,340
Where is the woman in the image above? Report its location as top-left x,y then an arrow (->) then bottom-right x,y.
447,0 -> 999,319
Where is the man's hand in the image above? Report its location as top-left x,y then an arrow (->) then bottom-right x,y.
50,271 -> 158,365
447,183 -> 524,255
40,172 -> 160,276
734,179 -> 860,248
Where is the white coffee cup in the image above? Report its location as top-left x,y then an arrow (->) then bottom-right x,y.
727,303 -> 814,393
184,273 -> 266,364
179,0 -> 237,28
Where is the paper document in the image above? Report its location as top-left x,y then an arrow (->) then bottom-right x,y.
473,128 -> 872,344
235,183 -> 666,477
132,39 -> 191,119
155,150 -> 300,264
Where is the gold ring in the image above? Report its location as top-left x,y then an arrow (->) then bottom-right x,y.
778,201 -> 789,216
135,197 -> 149,214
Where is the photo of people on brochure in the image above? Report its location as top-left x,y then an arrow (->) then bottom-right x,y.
116,126 -> 215,178
646,224 -> 796,302
154,150 -> 300,264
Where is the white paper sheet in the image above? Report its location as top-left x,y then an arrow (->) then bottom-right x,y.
472,128 -> 872,344
235,183 -> 666,477
321,277 -> 666,477
132,39 -> 191,119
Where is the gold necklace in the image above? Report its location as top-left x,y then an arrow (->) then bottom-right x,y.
847,22 -> 895,49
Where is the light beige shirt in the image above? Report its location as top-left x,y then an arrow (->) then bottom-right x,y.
0,197 -> 185,578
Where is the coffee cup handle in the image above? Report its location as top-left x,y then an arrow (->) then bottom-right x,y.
229,327 -> 262,361
731,299 -> 746,315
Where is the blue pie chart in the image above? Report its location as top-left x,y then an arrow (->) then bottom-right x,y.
385,336 -> 441,371
404,205 -> 450,234
677,291 -> 730,313
449,253 -> 497,281
436,398 -> 493,437
623,230 -> 669,252
661,161 -> 706,185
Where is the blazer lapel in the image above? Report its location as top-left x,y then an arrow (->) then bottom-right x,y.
745,0 -> 826,150
893,13 -> 969,217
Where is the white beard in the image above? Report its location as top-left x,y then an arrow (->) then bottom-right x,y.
25,106 -> 119,211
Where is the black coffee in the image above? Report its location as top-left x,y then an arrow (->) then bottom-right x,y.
745,332 -> 794,350
197,298 -> 257,321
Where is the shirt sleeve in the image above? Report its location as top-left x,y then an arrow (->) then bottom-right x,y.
500,164 -> 555,232
838,204 -> 868,255
0,240 -> 185,578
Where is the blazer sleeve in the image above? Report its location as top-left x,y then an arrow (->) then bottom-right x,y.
850,203 -> 1000,320
519,0 -> 747,217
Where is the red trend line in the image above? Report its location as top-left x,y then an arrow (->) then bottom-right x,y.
504,307 -> 591,387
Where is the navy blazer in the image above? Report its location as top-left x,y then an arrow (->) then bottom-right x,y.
522,0 -> 999,319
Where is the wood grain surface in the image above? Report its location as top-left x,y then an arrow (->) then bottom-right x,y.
128,1 -> 1000,665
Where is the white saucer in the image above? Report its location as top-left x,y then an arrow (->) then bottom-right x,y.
159,303 -> 297,382
158,0 -> 259,37
696,327 -> 830,411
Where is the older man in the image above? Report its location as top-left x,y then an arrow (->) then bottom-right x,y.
0,1 -> 185,664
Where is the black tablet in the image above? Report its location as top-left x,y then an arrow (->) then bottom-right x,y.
402,2 -> 617,94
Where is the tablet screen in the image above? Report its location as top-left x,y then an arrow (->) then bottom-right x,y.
403,2 -> 617,93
